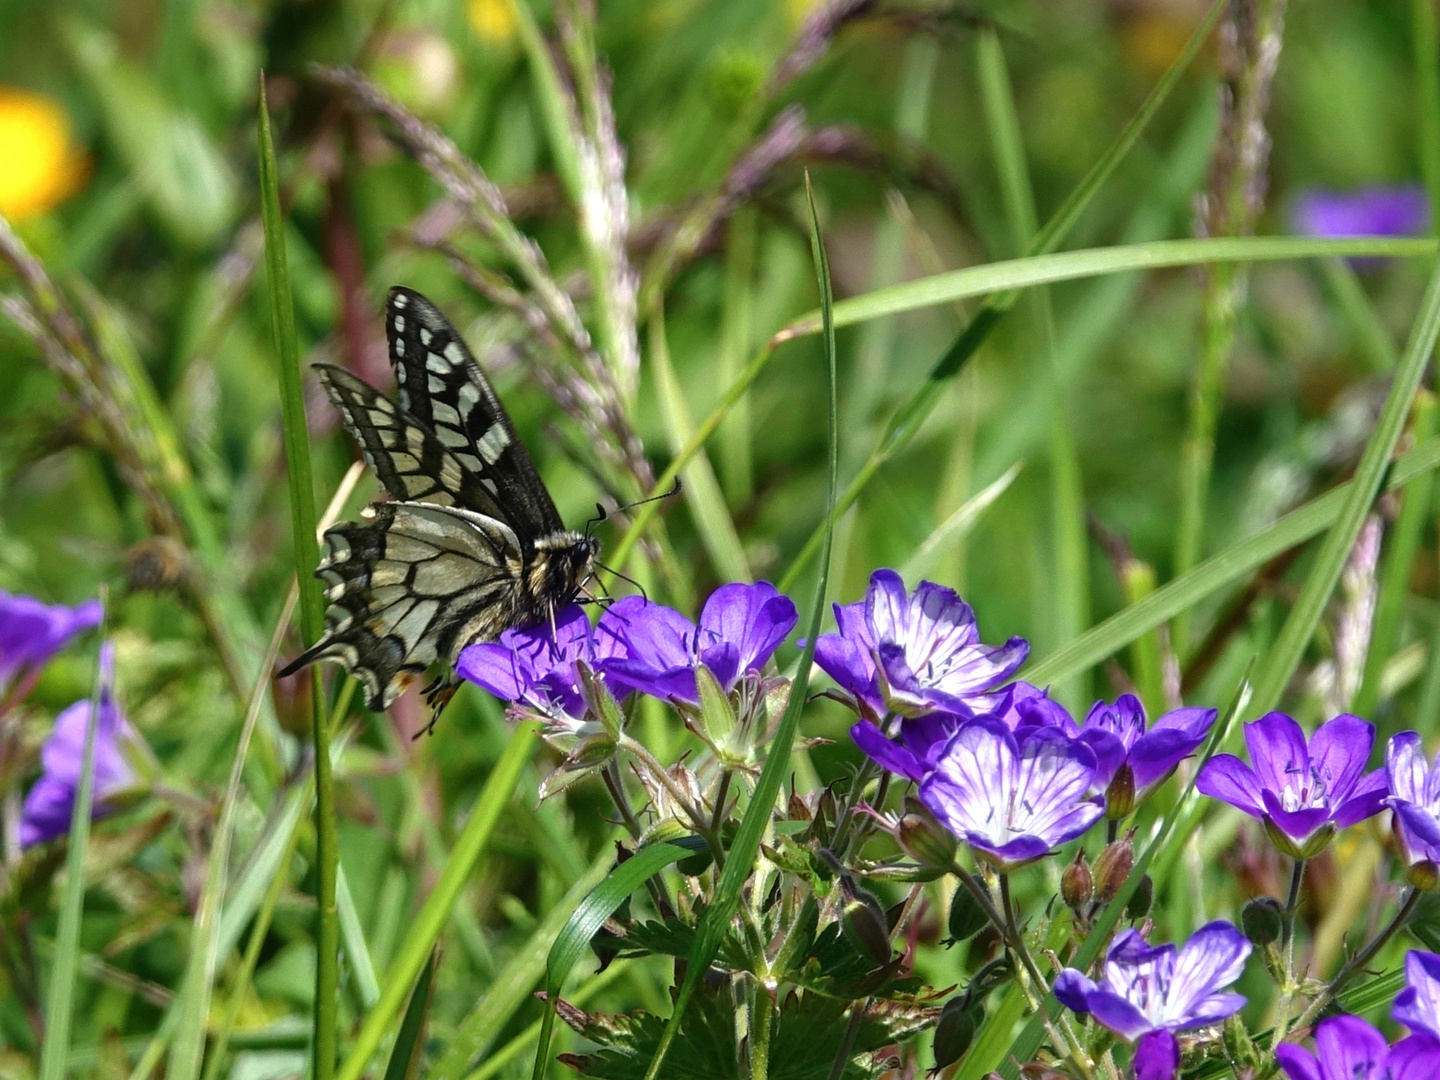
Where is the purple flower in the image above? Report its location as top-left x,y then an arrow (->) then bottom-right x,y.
813,570 -> 1028,722
850,681 -> 1061,783
1276,1014 -> 1440,1080
0,592 -> 102,695
1054,922 -> 1251,1080
1055,695 -> 1217,818
1384,733 -> 1440,885
1292,186 -> 1429,239
1195,712 -> 1386,859
596,583 -> 797,705
20,644 -> 136,848
1394,951 -> 1440,1045
457,604 -> 625,725
917,715 -> 1102,869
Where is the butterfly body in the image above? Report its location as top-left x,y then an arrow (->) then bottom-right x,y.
278,287 -> 599,712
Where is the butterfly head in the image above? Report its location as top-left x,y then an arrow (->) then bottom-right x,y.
529,530 -> 601,610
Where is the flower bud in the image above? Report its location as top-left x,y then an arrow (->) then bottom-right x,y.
1061,850 -> 1094,911
1125,874 -> 1153,919
898,806 -> 958,871
1222,1013 -> 1261,1074
932,998 -> 980,1070
1240,897 -> 1284,946
841,883 -> 893,966
948,885 -> 991,942
1407,860 -> 1440,891
1105,762 -> 1136,820
1093,831 -> 1135,903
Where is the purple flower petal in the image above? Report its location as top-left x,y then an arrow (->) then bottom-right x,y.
851,720 -> 926,782
1196,754 -> 1265,815
1391,800 -> 1440,856
1386,1035 -> 1440,1080
1292,186 -> 1429,240
1389,732 -> 1431,805
1165,921 -> 1252,1023
1260,790 -> 1333,845
1129,728 -> 1207,794
696,582 -> 797,686
1084,990 -> 1153,1042
1396,951 -> 1440,1041
1312,1014 -> 1388,1080
0,593 -> 102,688
1331,769 -> 1388,829
1053,969 -> 1097,1013
1133,1030 -> 1180,1080
1245,712 -> 1311,795
1274,1044 -> 1322,1080
1308,713 -> 1375,801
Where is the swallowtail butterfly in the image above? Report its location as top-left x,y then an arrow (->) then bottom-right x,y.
278,286 -> 599,715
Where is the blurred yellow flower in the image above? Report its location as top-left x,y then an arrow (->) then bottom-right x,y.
786,0 -> 826,29
468,0 -> 517,46
0,87 -> 87,221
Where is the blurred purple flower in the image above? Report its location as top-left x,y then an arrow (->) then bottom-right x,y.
457,604 -> 625,725
917,715 -> 1102,869
1053,695 -> 1217,818
1195,712 -> 1386,859
1384,732 -> 1440,884
0,592 -> 102,696
20,643 -> 135,848
1292,186 -> 1429,239
1277,1013 -> 1440,1080
850,681 -> 1060,783
596,583 -> 797,705
813,570 -> 1028,722
1394,951 -> 1440,1044
1054,922 -> 1251,1080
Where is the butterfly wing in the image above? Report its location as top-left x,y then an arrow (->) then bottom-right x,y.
316,362 -> 515,519
385,286 -> 565,540
277,502 -> 523,710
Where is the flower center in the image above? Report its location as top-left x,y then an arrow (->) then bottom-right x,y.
1279,759 -> 1332,812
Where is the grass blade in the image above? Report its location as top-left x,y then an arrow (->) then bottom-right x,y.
37,627 -> 109,1080
258,73 -> 336,1080
1021,434 -> 1440,688
1248,254 -> 1440,717
381,949 -> 439,1080
641,172 -> 840,1080
530,836 -> 707,1078
335,723 -> 538,1080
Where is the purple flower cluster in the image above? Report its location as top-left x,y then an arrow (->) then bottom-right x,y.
0,591 -> 102,697
458,583 -> 798,725
1055,922 -> 1252,1080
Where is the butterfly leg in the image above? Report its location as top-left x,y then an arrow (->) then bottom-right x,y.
416,676 -> 458,738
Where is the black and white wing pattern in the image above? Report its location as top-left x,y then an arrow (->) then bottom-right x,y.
278,287 -> 600,716
281,502 -> 526,710
385,286 -> 564,539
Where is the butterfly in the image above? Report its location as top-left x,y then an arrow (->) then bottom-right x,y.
278,286 -> 600,716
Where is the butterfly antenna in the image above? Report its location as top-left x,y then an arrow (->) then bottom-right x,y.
586,478 -> 683,538
596,561 -> 648,603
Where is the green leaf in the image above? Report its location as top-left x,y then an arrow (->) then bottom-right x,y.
640,175 -> 842,1080
381,949 -> 440,1080
1249,253 -> 1440,717
1021,432 -> 1440,688
37,631 -> 109,1080
336,723 -> 539,1080
530,836 -> 709,1079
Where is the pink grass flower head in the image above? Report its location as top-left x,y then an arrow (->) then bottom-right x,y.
0,591 -> 102,697
1383,733 -> 1440,888
594,583 -> 797,706
916,715 -> 1102,870
1054,922 -> 1251,1080
20,643 -> 137,848
813,570 -> 1028,724
1276,1014 -> 1440,1080
1195,712 -> 1386,859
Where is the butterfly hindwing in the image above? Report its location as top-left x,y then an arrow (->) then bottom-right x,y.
281,502 -> 524,710
386,286 -> 564,539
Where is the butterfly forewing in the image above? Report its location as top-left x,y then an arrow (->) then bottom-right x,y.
386,286 -> 564,539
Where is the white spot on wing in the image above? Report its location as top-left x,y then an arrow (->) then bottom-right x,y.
392,293 -> 408,309
393,315 -> 406,333
477,424 -> 510,464
457,383 -> 481,413
420,329 -> 433,346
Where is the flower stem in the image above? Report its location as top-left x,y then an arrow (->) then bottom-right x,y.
1271,858 -> 1308,1039
748,982 -> 773,1080
1296,887 -> 1420,1031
